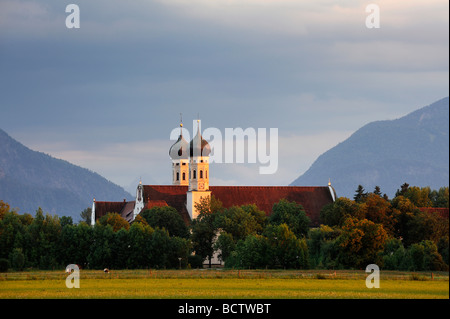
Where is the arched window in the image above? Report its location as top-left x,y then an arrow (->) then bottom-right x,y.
200,170 -> 203,179
206,170 -> 208,179
176,172 -> 179,181
182,172 -> 186,180
193,169 -> 196,179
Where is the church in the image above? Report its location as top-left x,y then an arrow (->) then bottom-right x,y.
91,120 -> 337,227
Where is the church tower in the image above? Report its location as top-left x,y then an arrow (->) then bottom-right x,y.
169,121 -> 189,186
186,119 -> 211,219
133,180 -> 144,220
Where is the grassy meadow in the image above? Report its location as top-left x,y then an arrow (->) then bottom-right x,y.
0,269 -> 448,299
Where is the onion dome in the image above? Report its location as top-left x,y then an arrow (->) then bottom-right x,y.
190,121 -> 211,157
169,123 -> 189,160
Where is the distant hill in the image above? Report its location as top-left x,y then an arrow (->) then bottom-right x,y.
0,128 -> 132,221
291,97 -> 449,199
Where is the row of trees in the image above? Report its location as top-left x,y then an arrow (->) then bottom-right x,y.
0,184 -> 448,271
0,202 -> 194,271
191,185 -> 449,271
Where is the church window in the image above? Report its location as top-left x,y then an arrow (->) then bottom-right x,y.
200,170 -> 203,178
193,170 -> 196,179
182,172 -> 186,180
176,172 -> 179,181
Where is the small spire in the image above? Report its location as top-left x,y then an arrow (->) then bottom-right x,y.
328,178 -> 331,186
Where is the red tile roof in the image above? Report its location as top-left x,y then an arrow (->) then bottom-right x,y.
143,185 -> 190,224
94,201 -> 127,220
94,200 -> 135,223
418,207 -> 449,219
142,185 -> 334,226
144,200 -> 169,210
94,185 -> 335,226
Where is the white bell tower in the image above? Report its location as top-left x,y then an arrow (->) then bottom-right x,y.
186,119 -> 211,219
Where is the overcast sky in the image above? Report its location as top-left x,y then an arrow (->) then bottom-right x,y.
0,0 -> 448,194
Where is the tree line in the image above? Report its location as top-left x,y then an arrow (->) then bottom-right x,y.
0,184 -> 448,271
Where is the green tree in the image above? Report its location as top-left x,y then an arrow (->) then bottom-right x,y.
88,224 -> 115,269
80,207 -> 92,225
214,232 -> 236,263
437,236 -> 449,266
230,234 -> 269,269
0,211 -> 26,260
140,206 -> 189,238
190,196 -> 222,268
421,240 -> 448,271
353,185 -> 368,203
58,222 -> 93,268
60,216 -> 73,228
373,186 -> 382,196
9,248 -> 25,271
148,227 -> 171,269
126,222 -> 154,268
240,204 -> 267,233
405,210 -> 448,246
395,182 -> 410,197
320,197 -> 361,227
308,225 -> 341,269
269,199 -> 310,238
381,238 -> 408,270
264,223 -> 309,269
408,243 -> 425,271
168,236 -> 191,269
28,208 -> 61,269
214,206 -> 262,242
429,187 -> 449,208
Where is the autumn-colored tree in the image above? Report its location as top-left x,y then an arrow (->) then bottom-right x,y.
97,212 -> 129,232
358,193 -> 395,235
0,200 -> 11,219
390,196 -> 417,242
338,217 -> 388,268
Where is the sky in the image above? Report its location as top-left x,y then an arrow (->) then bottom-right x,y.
0,0 -> 448,195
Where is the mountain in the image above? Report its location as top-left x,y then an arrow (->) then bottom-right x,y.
0,128 -> 132,221
290,97 -> 449,199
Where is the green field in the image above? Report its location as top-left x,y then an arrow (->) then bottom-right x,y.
0,269 -> 448,299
